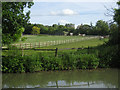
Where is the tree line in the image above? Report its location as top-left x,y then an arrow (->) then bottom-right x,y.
24,20 -> 117,36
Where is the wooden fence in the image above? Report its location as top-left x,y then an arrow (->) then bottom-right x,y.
10,37 -> 97,49
2,47 -> 91,57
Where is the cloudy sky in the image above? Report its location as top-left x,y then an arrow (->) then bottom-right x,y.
24,0 -> 118,27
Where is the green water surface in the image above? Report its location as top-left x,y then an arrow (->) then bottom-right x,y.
2,68 -> 119,88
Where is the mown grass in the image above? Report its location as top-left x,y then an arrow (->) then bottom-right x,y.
13,35 -> 98,44
39,38 -> 108,49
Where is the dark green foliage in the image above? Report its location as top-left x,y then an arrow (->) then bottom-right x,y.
21,37 -> 27,41
24,20 -> 110,36
76,24 -> 92,35
2,43 -> 119,73
2,2 -> 34,45
2,56 -> 25,73
77,54 -> 99,69
98,45 -> 119,68
108,23 -> 118,45
114,1 -> 120,25
95,20 -> 110,35
109,1 -> 120,45
103,1 -> 120,68
24,23 -> 33,34
2,48 -> 100,73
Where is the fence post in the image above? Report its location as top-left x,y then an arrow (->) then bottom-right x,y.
35,42 -> 37,48
25,43 -> 27,49
59,40 -> 60,44
22,48 -> 24,57
15,44 -> 16,47
30,43 -> 32,48
88,46 -> 89,54
48,41 -> 49,46
46,42 -> 47,46
20,44 -> 22,49
54,41 -> 55,45
39,42 -> 40,48
55,48 -> 58,57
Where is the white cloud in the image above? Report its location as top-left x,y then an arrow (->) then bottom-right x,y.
50,9 -> 78,16
62,9 -> 77,15
50,11 -> 58,15
58,20 -> 70,24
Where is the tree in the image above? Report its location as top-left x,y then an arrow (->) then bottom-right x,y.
109,23 -> 118,44
65,23 -> 75,29
2,2 -> 34,45
113,1 -> 120,44
38,24 -> 48,34
31,26 -> 40,35
95,20 -> 110,35
106,1 -> 120,68
24,23 -> 34,34
76,24 -> 91,35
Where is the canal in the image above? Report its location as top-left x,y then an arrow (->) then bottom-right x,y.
2,68 -> 118,88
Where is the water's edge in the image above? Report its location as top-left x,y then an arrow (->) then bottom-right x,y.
2,68 -> 119,88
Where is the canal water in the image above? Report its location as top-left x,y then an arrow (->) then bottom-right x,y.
2,68 -> 119,88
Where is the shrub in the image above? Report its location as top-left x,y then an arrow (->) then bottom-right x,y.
21,37 -> 27,41
98,45 -> 118,68
2,47 -> 100,73
2,56 -> 25,73
76,54 -> 99,69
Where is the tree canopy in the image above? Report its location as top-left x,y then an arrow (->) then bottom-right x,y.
32,26 -> 40,35
24,20 -> 111,36
108,1 -> 120,45
2,2 -> 34,45
114,1 -> 120,44
95,20 -> 109,35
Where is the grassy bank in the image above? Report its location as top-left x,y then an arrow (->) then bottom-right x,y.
2,47 -> 99,73
2,44 -> 118,73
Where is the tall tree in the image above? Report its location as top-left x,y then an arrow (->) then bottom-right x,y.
95,20 -> 109,35
109,23 -> 118,44
113,1 -> 120,44
2,2 -> 34,45
107,1 -> 120,68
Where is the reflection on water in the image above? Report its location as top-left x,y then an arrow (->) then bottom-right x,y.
2,68 -> 118,88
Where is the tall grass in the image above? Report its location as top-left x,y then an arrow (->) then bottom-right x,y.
2,47 -> 100,73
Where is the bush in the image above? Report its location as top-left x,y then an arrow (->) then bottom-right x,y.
61,52 -> 77,70
98,45 -> 118,68
3,46 -> 111,73
2,56 -> 25,73
76,54 -> 99,69
21,37 -> 27,41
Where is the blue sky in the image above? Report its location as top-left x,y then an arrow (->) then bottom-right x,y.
24,0 -> 117,27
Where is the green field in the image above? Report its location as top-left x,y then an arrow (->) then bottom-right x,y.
12,35 -> 108,49
40,38 -> 108,49
14,35 -> 97,44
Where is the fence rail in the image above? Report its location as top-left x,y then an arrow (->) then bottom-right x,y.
9,36 -> 98,49
2,47 -> 91,57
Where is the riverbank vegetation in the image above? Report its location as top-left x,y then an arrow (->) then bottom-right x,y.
2,42 -> 118,73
